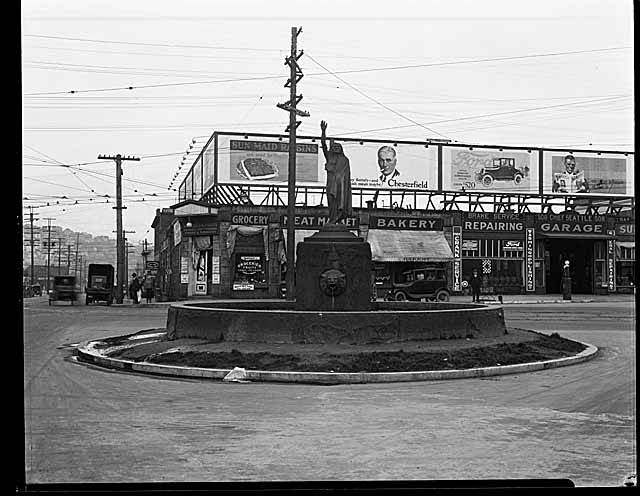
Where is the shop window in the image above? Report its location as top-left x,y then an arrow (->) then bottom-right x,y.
233,254 -> 266,284
616,261 -> 635,288
463,259 -> 523,294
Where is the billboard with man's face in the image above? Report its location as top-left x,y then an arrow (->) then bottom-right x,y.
442,146 -> 538,193
215,134 -> 437,190
543,151 -> 633,195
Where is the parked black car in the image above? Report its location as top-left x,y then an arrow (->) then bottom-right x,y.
384,266 -> 450,302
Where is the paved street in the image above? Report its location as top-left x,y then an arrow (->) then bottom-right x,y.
23,296 -> 635,486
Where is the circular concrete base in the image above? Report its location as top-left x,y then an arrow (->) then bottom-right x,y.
166,300 -> 507,344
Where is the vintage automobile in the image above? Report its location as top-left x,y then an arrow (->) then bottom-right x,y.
85,264 -> 115,305
384,266 -> 451,302
476,157 -> 526,187
49,275 -> 78,305
31,284 -> 42,297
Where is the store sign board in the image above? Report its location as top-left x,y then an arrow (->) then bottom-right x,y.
615,224 -> 635,236
452,226 -> 462,292
173,220 -> 182,246
233,282 -> 254,291
462,212 -> 524,232
525,228 -> 535,292
183,226 -> 219,237
231,214 -> 269,225
502,240 -> 524,251
607,231 -> 616,291
369,215 -> 443,230
282,214 -> 359,228
462,239 -> 478,250
536,213 -> 606,234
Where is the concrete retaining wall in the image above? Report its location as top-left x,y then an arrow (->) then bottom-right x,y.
166,301 -> 507,344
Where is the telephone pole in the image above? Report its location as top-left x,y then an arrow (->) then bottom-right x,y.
277,26 -> 309,301
43,218 -> 56,291
26,206 -> 39,286
57,236 -> 63,276
99,153 -> 140,304
74,233 -> 80,277
115,229 -> 136,298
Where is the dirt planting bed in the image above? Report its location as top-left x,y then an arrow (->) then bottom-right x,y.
107,329 -> 587,373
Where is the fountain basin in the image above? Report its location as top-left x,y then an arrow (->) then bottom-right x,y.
166,300 -> 507,345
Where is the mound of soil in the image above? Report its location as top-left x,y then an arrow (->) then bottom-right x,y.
112,332 -> 586,373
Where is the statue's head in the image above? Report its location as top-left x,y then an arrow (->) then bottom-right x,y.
329,140 -> 343,154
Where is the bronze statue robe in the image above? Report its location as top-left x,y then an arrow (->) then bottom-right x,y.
322,141 -> 352,224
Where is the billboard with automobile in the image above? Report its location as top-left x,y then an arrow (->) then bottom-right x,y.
442,146 -> 538,193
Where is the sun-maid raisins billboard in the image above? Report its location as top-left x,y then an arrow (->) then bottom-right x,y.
214,133 -> 437,190
442,146 -> 538,193
542,151 -> 633,196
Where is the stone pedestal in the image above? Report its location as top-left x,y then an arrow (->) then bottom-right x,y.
295,224 -> 372,311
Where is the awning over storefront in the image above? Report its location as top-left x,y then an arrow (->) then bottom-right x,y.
366,230 -> 454,263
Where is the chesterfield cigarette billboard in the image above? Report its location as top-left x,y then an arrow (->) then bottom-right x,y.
543,151 -> 633,196
442,146 -> 538,193
214,134 -> 437,190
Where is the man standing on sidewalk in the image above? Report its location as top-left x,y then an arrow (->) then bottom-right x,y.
129,273 -> 141,304
470,269 -> 482,303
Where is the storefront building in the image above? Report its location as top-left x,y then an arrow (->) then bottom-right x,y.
152,201 -> 634,300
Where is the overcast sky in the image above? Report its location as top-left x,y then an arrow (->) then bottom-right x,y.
21,0 -> 634,243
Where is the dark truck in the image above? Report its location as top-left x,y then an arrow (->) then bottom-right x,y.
85,264 -> 115,305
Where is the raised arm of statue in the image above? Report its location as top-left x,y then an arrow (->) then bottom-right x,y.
320,120 -> 329,160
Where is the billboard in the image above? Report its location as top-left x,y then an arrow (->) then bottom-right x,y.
215,134 -> 437,190
442,147 -> 538,193
339,141 -> 436,190
543,151 -> 632,196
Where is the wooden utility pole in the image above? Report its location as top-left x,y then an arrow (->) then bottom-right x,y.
43,218 -> 55,292
277,26 -> 309,301
74,233 -> 80,277
99,153 -> 140,304
26,206 -> 39,286
57,236 -> 64,276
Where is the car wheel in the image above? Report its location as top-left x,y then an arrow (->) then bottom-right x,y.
394,291 -> 408,301
513,173 -> 523,185
482,174 -> 493,187
435,290 -> 450,302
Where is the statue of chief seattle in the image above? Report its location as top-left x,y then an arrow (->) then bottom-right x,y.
320,120 -> 352,224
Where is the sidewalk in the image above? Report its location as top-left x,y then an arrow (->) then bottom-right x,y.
110,293 -> 635,307
450,293 -> 635,305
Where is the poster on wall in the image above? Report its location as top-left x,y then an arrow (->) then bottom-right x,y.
211,255 -> 220,285
180,256 -> 189,284
546,152 -> 629,195
443,147 -> 536,193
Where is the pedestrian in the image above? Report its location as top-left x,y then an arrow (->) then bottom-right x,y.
129,272 -> 141,304
143,274 -> 155,303
470,269 -> 482,303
